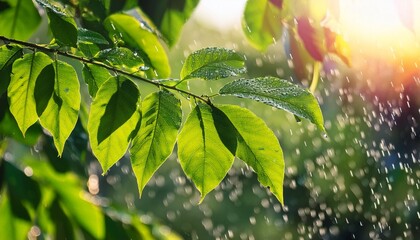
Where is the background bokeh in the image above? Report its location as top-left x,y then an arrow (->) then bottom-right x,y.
1,0 -> 419,239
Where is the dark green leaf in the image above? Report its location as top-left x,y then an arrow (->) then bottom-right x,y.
130,91 -> 181,196
0,0 -> 41,40
4,161 -> 41,210
219,77 -> 325,132
36,0 -> 77,47
77,28 -> 109,45
104,13 -> 171,78
37,60 -> 81,155
0,45 -> 22,96
95,47 -> 148,72
8,52 -> 52,135
242,0 -> 288,51
82,63 -> 112,97
88,77 -> 141,173
0,95 -> 42,145
180,47 -> 246,81
217,104 -> 285,204
178,103 -> 234,202
34,64 -> 55,116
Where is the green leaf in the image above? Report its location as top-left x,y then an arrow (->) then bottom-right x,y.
88,77 -> 141,173
217,104 -> 285,204
0,45 -> 23,96
95,47 -> 148,72
219,77 -> 325,132
8,52 -> 52,135
130,91 -> 181,196
77,28 -> 109,58
0,0 -> 41,40
77,42 -> 101,58
82,63 -> 112,98
36,0 -> 77,47
36,60 -> 81,156
159,0 -> 199,47
180,47 -> 246,81
0,110 -> 42,146
25,158 -> 105,239
104,13 -> 170,78
242,0 -> 287,51
0,189 -> 32,240
77,28 -> 109,45
178,103 -> 234,202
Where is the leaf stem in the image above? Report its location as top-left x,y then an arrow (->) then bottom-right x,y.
309,61 -> 321,93
0,35 -> 212,104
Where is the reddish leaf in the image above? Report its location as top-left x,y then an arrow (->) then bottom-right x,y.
288,29 -> 316,81
297,17 -> 326,61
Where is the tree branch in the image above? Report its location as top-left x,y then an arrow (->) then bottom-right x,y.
0,35 -> 212,104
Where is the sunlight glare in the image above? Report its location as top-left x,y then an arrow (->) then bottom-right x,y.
339,0 -> 419,58
340,0 -> 405,37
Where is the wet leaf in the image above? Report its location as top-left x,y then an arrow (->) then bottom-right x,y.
0,45 -> 22,96
8,52 -> 52,135
217,104 -> 285,204
178,103 -> 234,202
180,47 -> 246,81
36,0 -> 77,47
37,60 -> 81,156
130,91 -> 181,197
219,77 -> 325,132
82,63 -> 112,98
88,76 -> 141,173
0,0 -> 41,40
77,28 -> 109,45
104,13 -> 170,78
242,0 -> 287,51
95,47 -> 147,72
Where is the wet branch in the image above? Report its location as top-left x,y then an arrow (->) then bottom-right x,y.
0,35 -> 212,104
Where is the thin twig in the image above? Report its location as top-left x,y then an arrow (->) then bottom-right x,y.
0,35 -> 212,104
